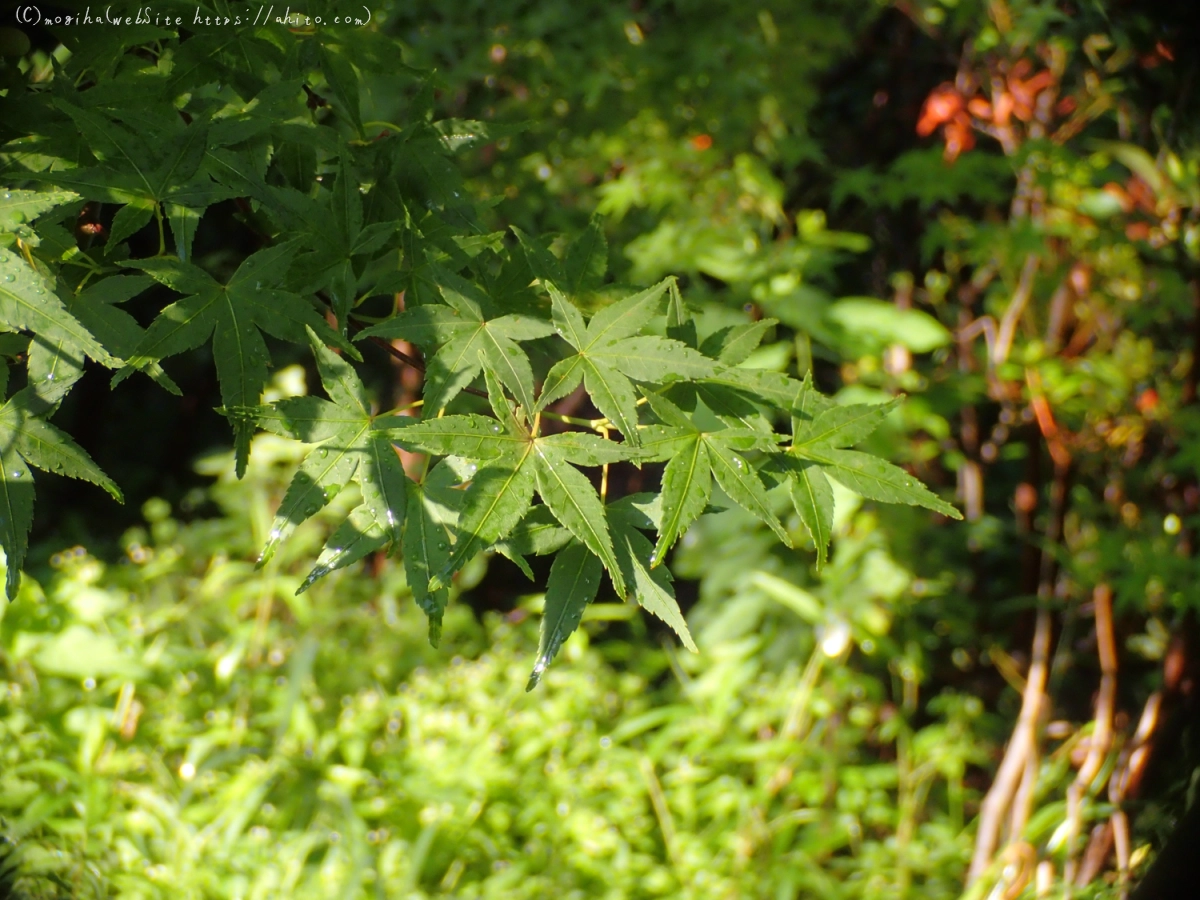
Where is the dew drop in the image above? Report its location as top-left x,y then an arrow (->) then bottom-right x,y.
491,424 -> 500,433
255,281 -> 262,292
1,192 -> 9,200
268,528 -> 281,541
319,449 -> 329,458
2,274 -> 13,283
436,541 -> 448,551
385,509 -> 396,526
648,552 -> 658,565
11,471 -> 22,479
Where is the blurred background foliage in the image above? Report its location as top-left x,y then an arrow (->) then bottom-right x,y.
4,0 -> 1200,897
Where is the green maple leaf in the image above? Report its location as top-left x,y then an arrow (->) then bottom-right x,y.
0,245 -> 115,374
120,243 -> 356,474
640,391 -> 790,566
24,276 -> 177,416
251,327 -> 408,589
493,504 -> 571,579
0,189 -> 80,233
513,217 -> 608,298
699,318 -> 779,366
767,373 -> 961,568
527,542 -> 602,690
563,216 -> 609,295
403,458 -> 467,646
526,493 -> 698,689
38,103 -> 233,256
536,280 -> 716,444
697,365 -> 810,414
392,360 -> 645,602
0,389 -> 122,599
357,269 -> 555,413
290,154 -> 399,331
606,495 -> 696,651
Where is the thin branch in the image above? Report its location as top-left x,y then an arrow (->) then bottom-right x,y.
968,453 -> 1068,885
994,253 -> 1040,367
1064,583 -> 1117,890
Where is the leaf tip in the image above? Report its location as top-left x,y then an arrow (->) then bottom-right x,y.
526,655 -> 548,691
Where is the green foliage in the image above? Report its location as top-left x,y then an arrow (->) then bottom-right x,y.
6,0 -> 1198,895
0,7 -> 958,691
0,448 -> 986,900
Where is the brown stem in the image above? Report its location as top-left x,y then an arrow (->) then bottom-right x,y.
1064,584 -> 1117,889
968,454 -> 1068,886
994,254 -> 1041,369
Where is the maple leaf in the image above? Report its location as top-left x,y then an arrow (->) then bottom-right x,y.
36,103 -> 235,258
252,327 -> 409,592
765,372 -> 962,568
391,359 -> 648,605
119,243 -> 356,474
0,388 -> 122,599
288,154 -> 399,331
638,392 -> 790,566
357,268 -> 555,413
0,192 -> 116,372
536,280 -> 716,444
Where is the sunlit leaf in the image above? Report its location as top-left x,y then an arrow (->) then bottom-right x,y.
800,447 -> 961,519
527,543 -> 603,689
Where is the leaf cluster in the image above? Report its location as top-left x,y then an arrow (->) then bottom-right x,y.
0,11 -> 958,685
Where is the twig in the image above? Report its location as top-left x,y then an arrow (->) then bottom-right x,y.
995,254 -> 1040,367
1063,584 -> 1117,891
968,454 -> 1068,885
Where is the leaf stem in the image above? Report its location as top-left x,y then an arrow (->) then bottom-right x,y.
599,425 -> 611,503
377,398 -> 425,418
155,203 -> 166,256
18,240 -> 37,270
539,410 -> 596,428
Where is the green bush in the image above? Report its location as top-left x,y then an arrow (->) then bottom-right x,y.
2,433 -> 989,899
